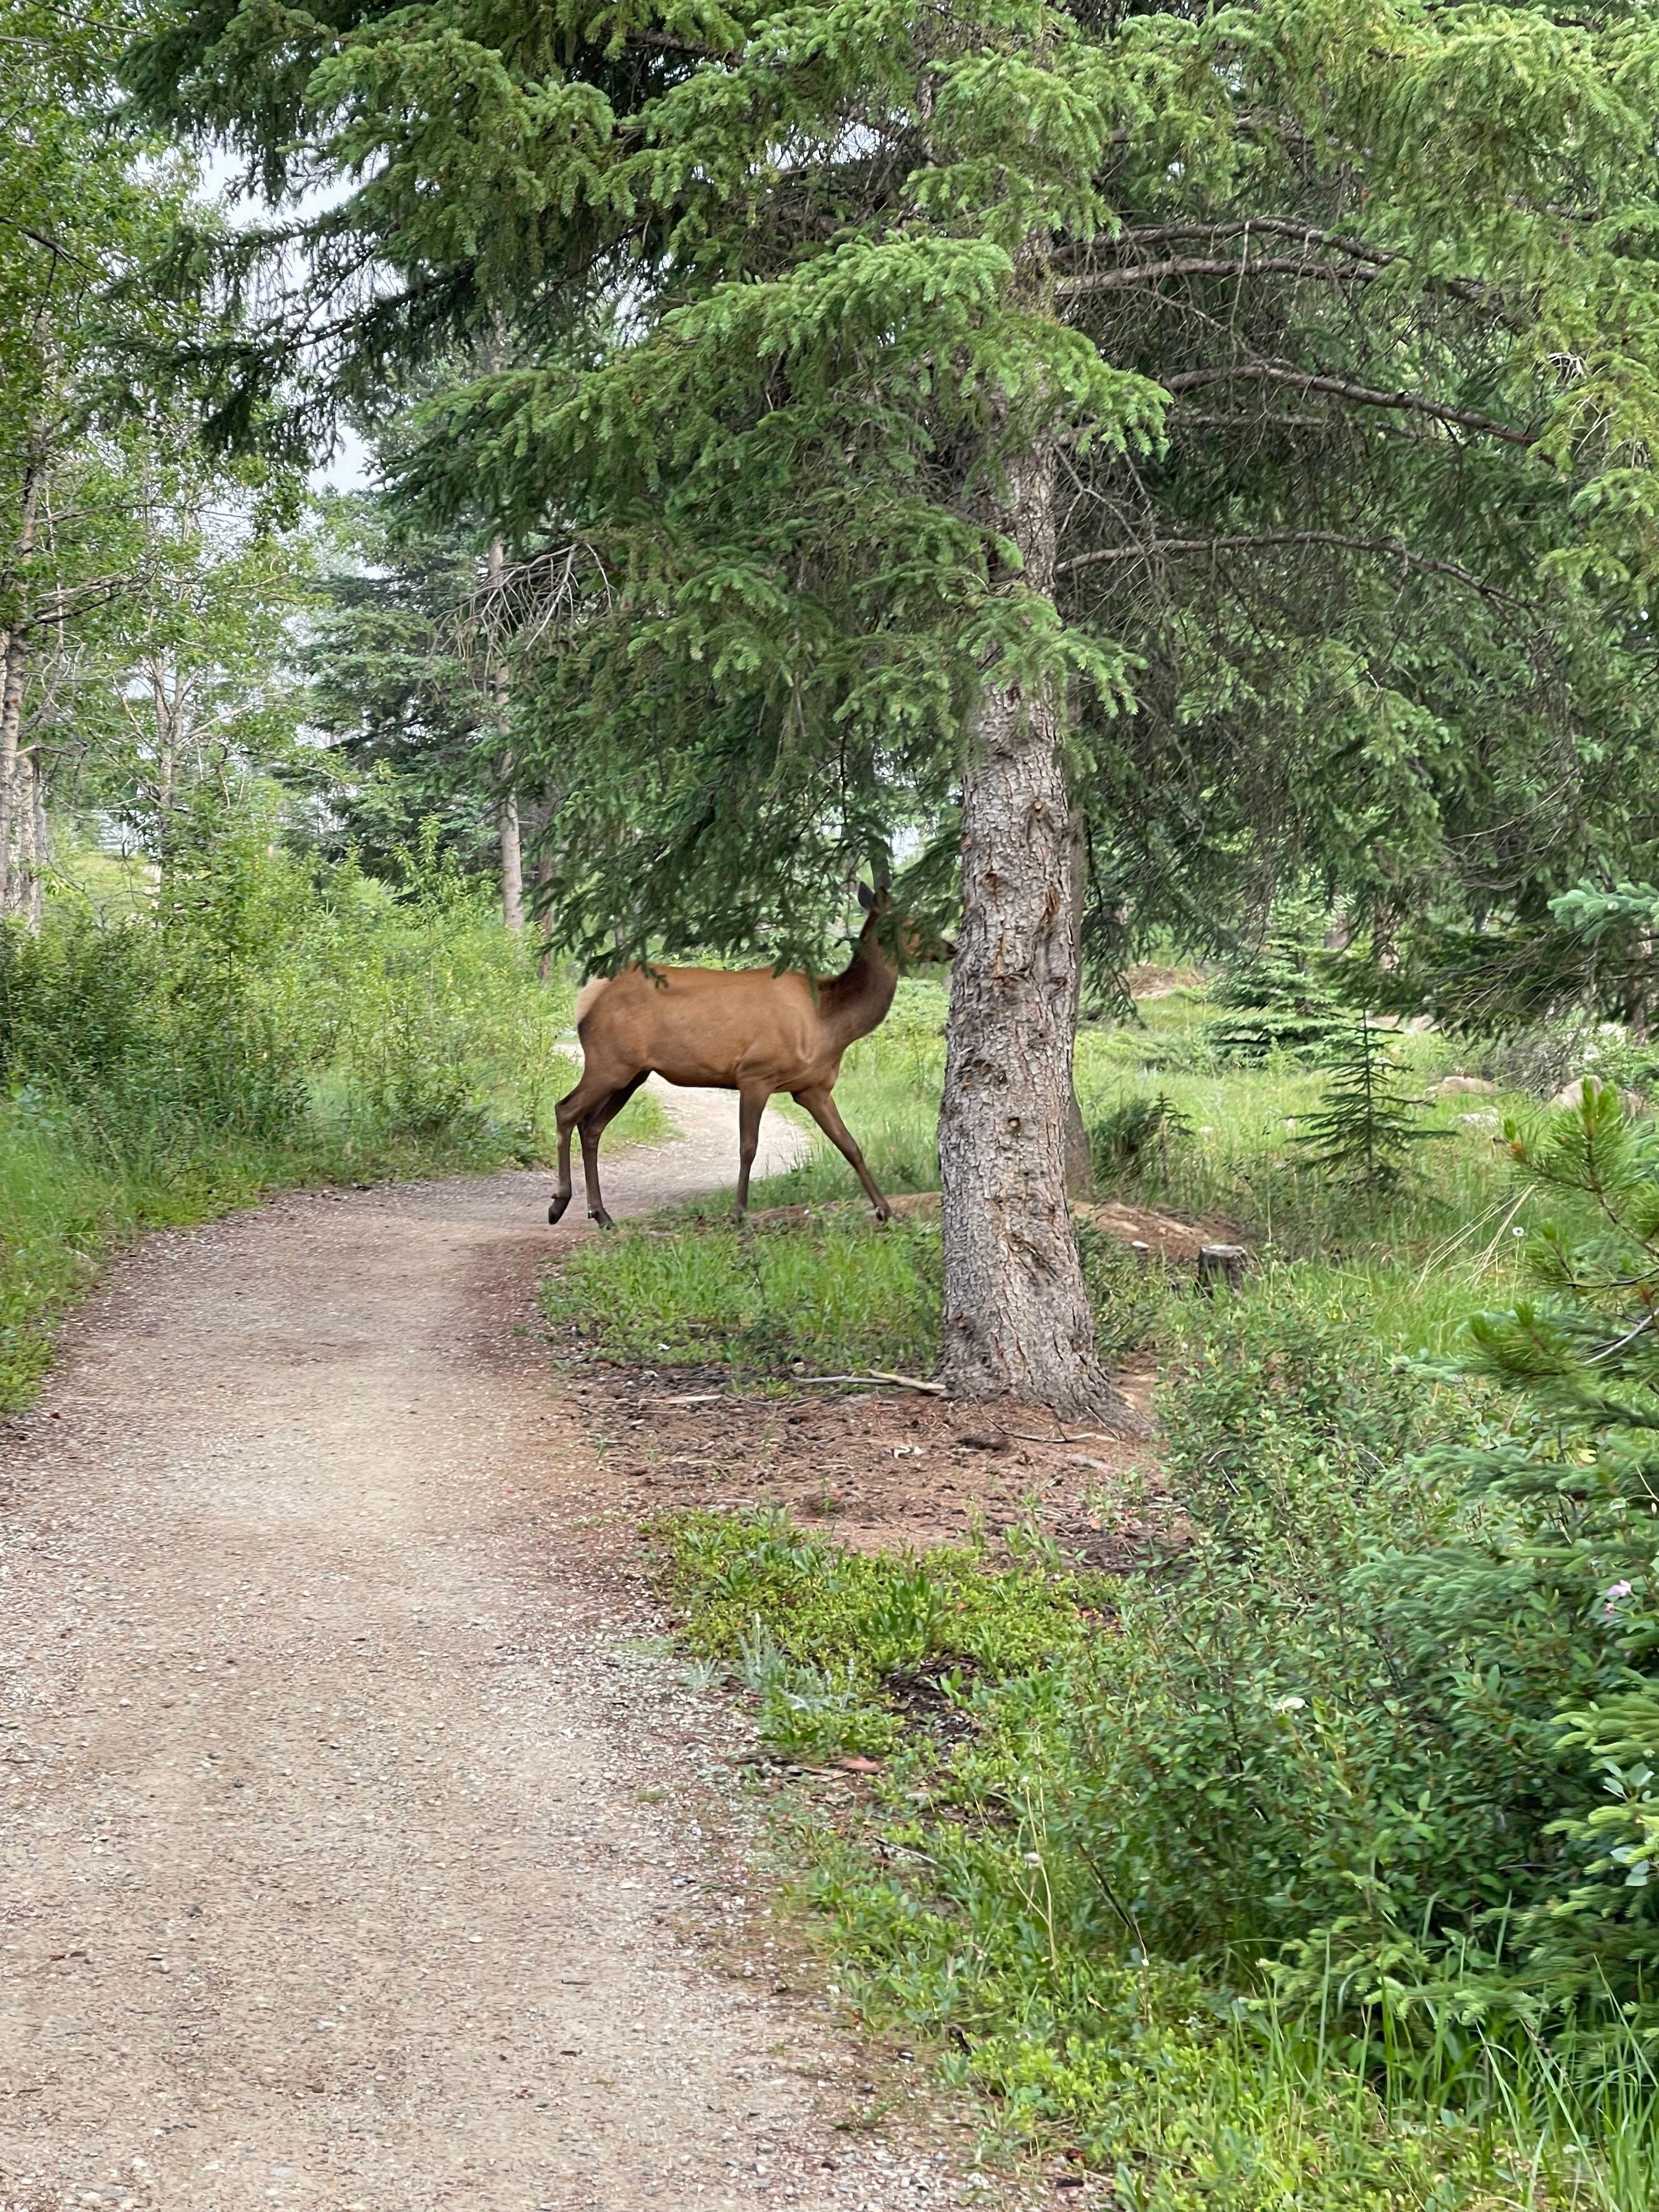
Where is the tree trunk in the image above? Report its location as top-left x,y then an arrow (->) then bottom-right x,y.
27,749 -> 46,927
0,629 -> 28,915
938,442 -> 1133,1424
486,537 -> 524,932
1063,813 -> 1093,1199
0,438 -> 44,915
500,782 -> 524,932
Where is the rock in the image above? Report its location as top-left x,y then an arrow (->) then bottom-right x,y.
1551,1074 -> 1646,1115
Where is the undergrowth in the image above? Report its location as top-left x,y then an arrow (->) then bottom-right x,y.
0,812 -> 662,1406
543,1215 -> 941,1379
633,1080 -> 1659,2204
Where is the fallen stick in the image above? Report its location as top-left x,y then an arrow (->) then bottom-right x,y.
790,1371 -> 946,1395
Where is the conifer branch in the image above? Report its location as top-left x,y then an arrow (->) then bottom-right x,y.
1059,253 -> 1379,294
1055,531 -> 1516,601
1110,219 -> 1396,264
1160,364 -> 1536,446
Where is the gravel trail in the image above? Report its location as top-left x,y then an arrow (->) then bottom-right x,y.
0,1089 -> 1001,2212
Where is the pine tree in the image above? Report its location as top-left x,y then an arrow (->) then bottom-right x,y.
1209,901 -> 1348,1063
126,0 -> 1659,1412
1296,1014 -> 1437,1197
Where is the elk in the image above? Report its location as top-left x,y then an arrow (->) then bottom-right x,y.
548,889 -> 917,1229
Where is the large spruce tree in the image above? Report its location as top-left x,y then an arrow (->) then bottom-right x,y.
130,0 -> 1659,1413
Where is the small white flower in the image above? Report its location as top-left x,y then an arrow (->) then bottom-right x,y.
1271,1695 -> 1306,1714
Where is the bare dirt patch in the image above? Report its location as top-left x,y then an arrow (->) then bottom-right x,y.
557,1365 -> 1175,1568
549,1188 -> 1224,1569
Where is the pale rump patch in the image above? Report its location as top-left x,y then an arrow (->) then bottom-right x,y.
574,973 -> 611,1025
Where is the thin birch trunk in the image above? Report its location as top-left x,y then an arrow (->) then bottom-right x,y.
28,749 -> 46,927
0,438 -> 44,915
500,781 -> 524,933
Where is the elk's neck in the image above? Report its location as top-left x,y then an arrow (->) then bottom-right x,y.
816,922 -> 898,1048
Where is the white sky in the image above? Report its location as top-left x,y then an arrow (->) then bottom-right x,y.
196,148 -> 374,495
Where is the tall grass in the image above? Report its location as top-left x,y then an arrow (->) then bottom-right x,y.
0,822 -> 662,1406
736,978 -> 1549,1355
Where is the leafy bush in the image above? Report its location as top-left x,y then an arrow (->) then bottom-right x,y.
0,809 -> 641,1406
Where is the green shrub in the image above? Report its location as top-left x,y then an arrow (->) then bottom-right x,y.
0,809 -> 656,1407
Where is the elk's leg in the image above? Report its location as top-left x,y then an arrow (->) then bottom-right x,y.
549,1071 -> 615,1224
734,1085 -> 771,1219
794,1084 -> 890,1221
579,1073 -> 648,1231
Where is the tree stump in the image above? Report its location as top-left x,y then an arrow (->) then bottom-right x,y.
1197,1243 -> 1247,1296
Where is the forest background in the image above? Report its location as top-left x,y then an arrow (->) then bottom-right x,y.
15,0 -> 1659,2202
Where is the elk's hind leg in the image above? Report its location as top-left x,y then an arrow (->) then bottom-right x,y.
549,1069 -> 620,1223
793,1084 -> 890,1221
733,1084 -> 772,1220
579,1071 -> 648,1230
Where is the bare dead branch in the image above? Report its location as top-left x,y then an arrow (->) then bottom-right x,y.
1059,253 -> 1379,296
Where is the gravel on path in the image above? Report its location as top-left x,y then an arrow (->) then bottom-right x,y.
0,1088 -> 1015,2212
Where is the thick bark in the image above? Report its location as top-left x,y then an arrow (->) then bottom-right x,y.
938,443 -> 1133,1424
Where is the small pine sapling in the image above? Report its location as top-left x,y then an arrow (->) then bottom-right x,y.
1208,902 -> 1350,1063
1296,1013 -> 1440,1195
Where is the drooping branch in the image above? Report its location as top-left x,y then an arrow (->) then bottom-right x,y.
1109,218 -> 1397,265
1054,530 -> 1519,602
1161,363 -> 1537,446
1059,254 -> 1379,296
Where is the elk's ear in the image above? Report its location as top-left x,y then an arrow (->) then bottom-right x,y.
857,882 -> 875,914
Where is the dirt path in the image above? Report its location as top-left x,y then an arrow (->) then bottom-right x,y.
0,1092 -> 1003,2211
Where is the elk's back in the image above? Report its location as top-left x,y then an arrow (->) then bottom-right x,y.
576,965 -> 823,1089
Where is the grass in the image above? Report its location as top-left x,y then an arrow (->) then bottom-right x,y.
544,978 -> 1659,2204
543,1214 -> 941,1379
657,1511 -> 1658,2210
0,855 -> 666,1409
549,978 -> 1549,1381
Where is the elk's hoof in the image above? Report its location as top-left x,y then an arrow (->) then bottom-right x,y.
590,1209 -> 617,1232
873,1202 -> 892,1224
548,1193 -> 572,1224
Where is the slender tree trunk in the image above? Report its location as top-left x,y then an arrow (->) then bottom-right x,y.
0,630 -> 29,915
0,438 -> 44,915
151,652 -> 177,868
27,750 -> 46,927
938,442 -> 1133,1424
1063,812 -> 1093,1199
500,781 -> 524,932
485,535 -> 525,932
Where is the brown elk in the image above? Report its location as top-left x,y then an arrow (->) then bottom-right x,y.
548,889 -> 920,1229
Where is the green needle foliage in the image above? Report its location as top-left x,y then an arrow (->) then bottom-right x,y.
126,0 -> 1659,967
1297,1011 -> 1440,1195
